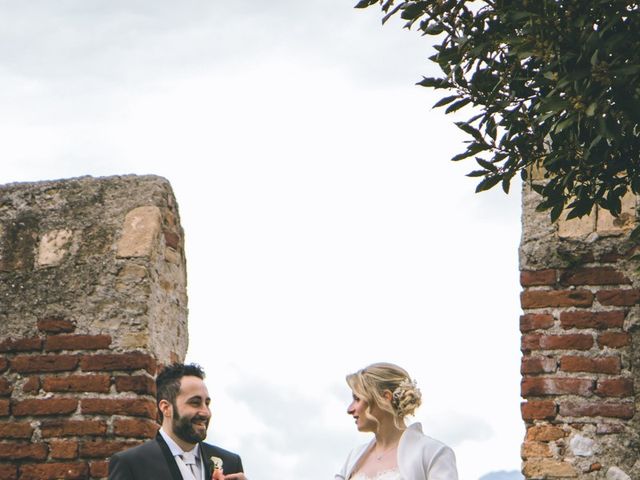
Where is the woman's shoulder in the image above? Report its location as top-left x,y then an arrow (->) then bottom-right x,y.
401,423 -> 454,455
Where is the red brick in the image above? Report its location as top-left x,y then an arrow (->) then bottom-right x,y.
521,356 -> 558,375
521,270 -> 556,286
521,400 -> 557,421
538,334 -> 594,351
598,332 -> 631,348
520,314 -> 554,332
0,357 -> 7,373
522,334 -> 542,352
49,440 -> 78,459
560,267 -> 630,286
11,354 -> 78,373
0,464 -> 16,480
0,442 -> 48,460
80,440 -> 141,458
42,375 -> 111,393
19,462 -> 88,480
599,250 -> 622,263
522,377 -> 594,397
37,317 -> 76,333
113,418 -> 159,438
560,310 -> 626,330
559,400 -> 634,419
115,375 -> 156,395
0,337 -> 42,353
526,425 -> 566,442
23,376 -> 40,393
45,334 -> 112,352
0,400 -> 9,416
596,289 -> 640,306
597,423 -> 625,434
81,398 -> 156,419
41,419 -> 107,438
0,378 -> 12,396
521,289 -> 594,308
80,352 -> 156,374
90,461 -> 109,478
596,378 -> 634,397
0,422 -> 33,439
12,398 -> 78,416
560,356 -> 621,374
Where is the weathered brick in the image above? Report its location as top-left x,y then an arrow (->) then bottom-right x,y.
12,398 -> 78,416
114,375 -> 156,395
596,378 -> 634,397
521,377 -> 594,397
164,230 -> 180,249
80,440 -> 141,458
81,398 -> 156,419
19,462 -> 88,480
0,378 -> 12,396
598,332 -> 631,348
42,375 -> 111,393
0,337 -> 42,353
113,418 -> 159,438
560,267 -> 630,286
597,423 -> 625,434
0,357 -> 8,373
41,419 -> 107,438
521,356 -> 557,375
560,310 -> 626,330
37,317 -> 76,334
521,400 -> 557,421
560,356 -> 621,374
520,314 -> 554,332
596,289 -> 640,306
599,250 -> 623,263
521,270 -> 556,286
11,354 -> 78,373
0,399 -> 9,416
559,400 -> 634,419
45,334 -> 112,352
0,422 -> 33,439
0,464 -> 16,480
521,289 -> 594,308
23,376 -> 40,393
89,460 -> 109,478
80,352 -> 156,374
521,441 -> 553,459
526,425 -> 566,442
521,334 -> 542,352
538,334 -> 594,351
0,442 -> 48,460
49,440 -> 78,460
523,459 -> 577,478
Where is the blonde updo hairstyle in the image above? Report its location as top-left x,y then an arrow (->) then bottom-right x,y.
346,362 -> 422,429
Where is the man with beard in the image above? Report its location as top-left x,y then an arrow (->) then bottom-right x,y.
108,363 -> 247,480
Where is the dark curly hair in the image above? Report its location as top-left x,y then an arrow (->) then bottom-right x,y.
156,363 -> 206,421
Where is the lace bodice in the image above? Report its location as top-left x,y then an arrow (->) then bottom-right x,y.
350,468 -> 402,480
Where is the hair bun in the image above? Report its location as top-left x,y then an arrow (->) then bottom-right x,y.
391,378 -> 422,418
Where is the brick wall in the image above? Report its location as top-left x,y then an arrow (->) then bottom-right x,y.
0,175 -> 188,479
520,183 -> 639,479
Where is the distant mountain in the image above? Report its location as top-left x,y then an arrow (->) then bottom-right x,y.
478,470 -> 524,480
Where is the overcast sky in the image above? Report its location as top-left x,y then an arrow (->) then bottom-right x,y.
2,2 -> 524,479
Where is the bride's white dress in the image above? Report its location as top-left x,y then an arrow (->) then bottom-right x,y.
350,468 -> 402,480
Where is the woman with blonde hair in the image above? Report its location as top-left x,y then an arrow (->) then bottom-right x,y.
335,363 -> 458,480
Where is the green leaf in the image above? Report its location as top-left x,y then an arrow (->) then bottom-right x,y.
455,121 -> 485,143
475,175 -> 501,193
445,98 -> 472,113
354,0 -> 379,8
476,158 -> 498,172
433,95 -> 460,108
466,169 -> 487,177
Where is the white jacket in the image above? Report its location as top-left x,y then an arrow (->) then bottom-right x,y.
335,423 -> 458,480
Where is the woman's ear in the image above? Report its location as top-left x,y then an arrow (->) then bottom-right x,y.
382,390 -> 393,403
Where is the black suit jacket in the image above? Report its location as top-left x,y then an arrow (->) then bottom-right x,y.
108,433 -> 244,480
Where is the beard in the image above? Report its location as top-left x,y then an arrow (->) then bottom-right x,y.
172,404 -> 209,444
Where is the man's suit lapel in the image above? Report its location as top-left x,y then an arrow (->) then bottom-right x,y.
155,433 -> 185,480
200,443 -> 212,479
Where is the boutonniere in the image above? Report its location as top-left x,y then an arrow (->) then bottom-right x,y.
210,456 -> 224,480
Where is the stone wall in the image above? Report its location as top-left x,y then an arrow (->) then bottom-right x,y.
0,175 -> 188,479
520,183 -> 639,479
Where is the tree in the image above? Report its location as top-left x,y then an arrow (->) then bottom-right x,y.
356,0 -> 640,222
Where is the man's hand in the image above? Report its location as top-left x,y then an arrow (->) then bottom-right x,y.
224,474 -> 248,480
